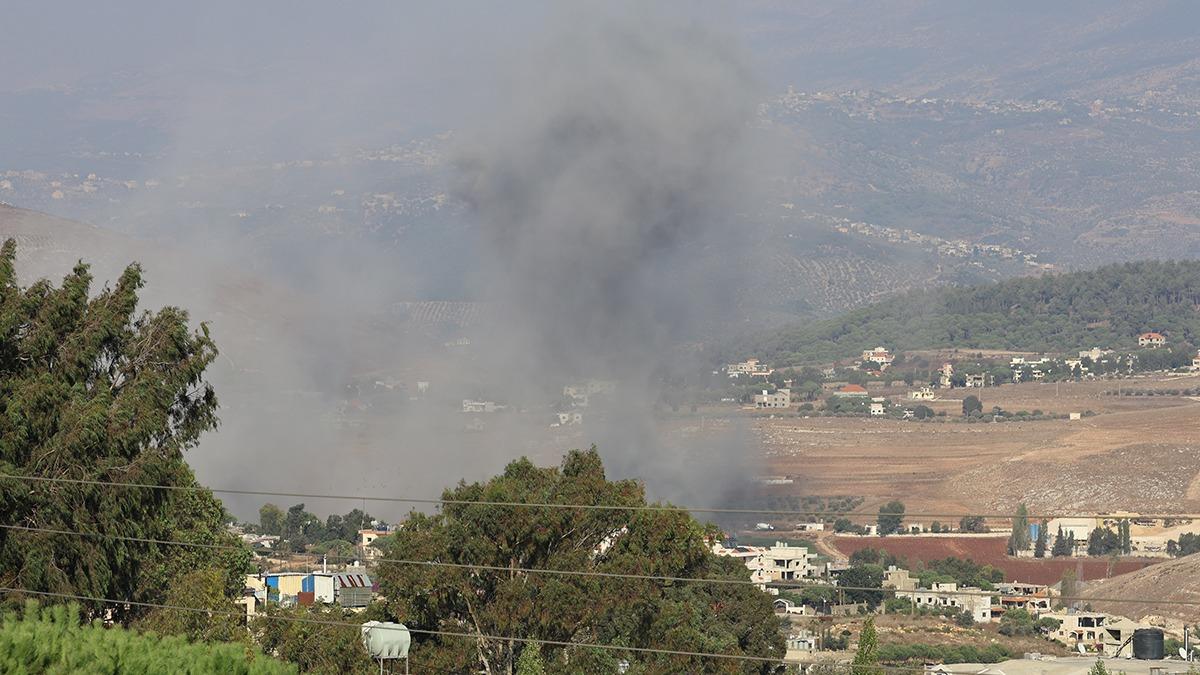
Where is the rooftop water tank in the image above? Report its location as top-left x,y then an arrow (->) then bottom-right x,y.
1132,628 -> 1164,660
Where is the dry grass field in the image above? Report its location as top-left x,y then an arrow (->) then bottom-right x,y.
755,373 -> 1200,519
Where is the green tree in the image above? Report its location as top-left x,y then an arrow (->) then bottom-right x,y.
852,617 -> 882,675
135,568 -> 246,644
1060,570 -> 1078,608
877,501 -> 905,536
1052,526 -> 1074,557
259,503 -> 285,536
998,608 -> 1036,636
1008,504 -> 1031,554
962,395 -> 983,416
959,516 -> 989,533
1034,519 -> 1049,558
1087,527 -> 1120,557
0,240 -> 232,621
1,601 -> 293,674
839,565 -> 885,608
252,604 -> 375,675
1089,658 -> 1110,675
516,642 -> 548,675
377,448 -> 784,674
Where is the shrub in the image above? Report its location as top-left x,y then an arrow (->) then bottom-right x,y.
0,601 -> 294,674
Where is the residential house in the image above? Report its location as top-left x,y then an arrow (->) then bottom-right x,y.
794,522 -> 825,532
1079,347 -> 1112,361
861,346 -> 895,370
748,542 -> 819,582
1192,350 -> 1200,371
726,358 -> 773,378
964,373 -> 988,388
869,402 -> 886,416
1138,332 -> 1166,348
1042,612 -> 1147,656
898,582 -> 993,623
357,528 -> 390,562
939,363 -> 954,388
909,387 -> 935,400
881,566 -> 917,592
994,582 -> 1055,616
462,399 -> 502,413
753,388 -> 792,409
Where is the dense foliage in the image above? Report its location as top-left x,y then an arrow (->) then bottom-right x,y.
377,448 -> 786,674
0,240 -> 248,620
735,260 -> 1200,365
0,601 -> 293,674
1167,532 -> 1200,557
914,558 -> 1004,591
251,604 -> 377,675
877,642 -> 1012,665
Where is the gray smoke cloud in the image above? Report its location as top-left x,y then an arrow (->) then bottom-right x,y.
454,5 -> 765,504
2,2 -> 773,520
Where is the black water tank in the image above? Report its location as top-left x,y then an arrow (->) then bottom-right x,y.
1132,628 -> 1164,660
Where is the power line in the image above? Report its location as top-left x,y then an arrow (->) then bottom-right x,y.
3,472 -> 1193,521
3,523 -> 1196,607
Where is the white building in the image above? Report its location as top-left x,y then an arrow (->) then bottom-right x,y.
740,542 -> 819,582
898,582 -> 993,623
726,358 -> 773,378
909,387 -> 935,400
861,346 -> 895,369
753,388 -> 792,409
869,402 -> 886,416
462,399 -> 502,413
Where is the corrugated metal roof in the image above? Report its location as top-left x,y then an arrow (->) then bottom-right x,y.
333,573 -> 372,588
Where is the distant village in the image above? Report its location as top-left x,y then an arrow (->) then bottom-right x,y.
721,332 -> 1200,422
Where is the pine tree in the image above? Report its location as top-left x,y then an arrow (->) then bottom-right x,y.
852,617 -> 883,675
1034,519 -> 1049,558
1008,504 -> 1031,554
1051,526 -> 1069,556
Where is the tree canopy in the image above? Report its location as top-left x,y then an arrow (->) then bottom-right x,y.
732,260 -> 1200,365
0,240 -> 246,620
377,448 -> 785,674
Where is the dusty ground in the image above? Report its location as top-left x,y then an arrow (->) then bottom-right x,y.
756,374 -> 1200,519
1080,552 -> 1200,627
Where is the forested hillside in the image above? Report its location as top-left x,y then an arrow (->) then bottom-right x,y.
736,260 -> 1200,365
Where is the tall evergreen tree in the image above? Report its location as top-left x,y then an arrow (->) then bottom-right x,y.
852,617 -> 883,675
1034,519 -> 1049,558
1008,504 -> 1031,554
1051,526 -> 1072,557
0,240 -> 243,621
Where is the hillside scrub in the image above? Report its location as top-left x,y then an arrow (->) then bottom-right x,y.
734,260 -> 1200,365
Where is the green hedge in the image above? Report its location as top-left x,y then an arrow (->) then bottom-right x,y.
877,642 -> 1012,665
0,601 -> 296,674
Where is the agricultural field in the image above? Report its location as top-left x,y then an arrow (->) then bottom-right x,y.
755,373 -> 1200,519
830,535 -> 1157,585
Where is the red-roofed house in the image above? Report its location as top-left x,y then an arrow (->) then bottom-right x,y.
1138,332 -> 1166,348
834,384 -> 869,397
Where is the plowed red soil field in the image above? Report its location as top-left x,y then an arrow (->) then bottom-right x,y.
831,535 -> 1160,585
